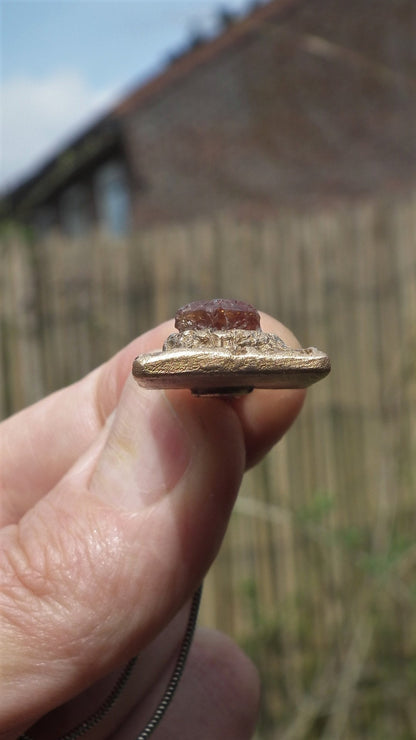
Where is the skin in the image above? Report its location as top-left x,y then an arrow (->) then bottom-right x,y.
0,314 -> 305,740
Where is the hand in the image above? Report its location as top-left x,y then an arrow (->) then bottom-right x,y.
0,315 -> 305,740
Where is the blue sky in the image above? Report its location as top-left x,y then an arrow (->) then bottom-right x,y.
1,0 -> 258,192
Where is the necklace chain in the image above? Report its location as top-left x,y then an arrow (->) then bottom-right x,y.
19,586 -> 202,740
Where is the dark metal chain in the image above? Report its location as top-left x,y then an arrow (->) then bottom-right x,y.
19,585 -> 202,740
134,585 -> 202,740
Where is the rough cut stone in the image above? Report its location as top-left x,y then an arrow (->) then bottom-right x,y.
175,298 -> 261,332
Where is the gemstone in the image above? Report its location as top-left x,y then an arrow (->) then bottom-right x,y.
175,298 -> 261,332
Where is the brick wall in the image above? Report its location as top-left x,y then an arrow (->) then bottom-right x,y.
119,0 -> 416,226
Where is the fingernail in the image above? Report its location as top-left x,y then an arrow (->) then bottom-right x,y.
91,378 -> 191,510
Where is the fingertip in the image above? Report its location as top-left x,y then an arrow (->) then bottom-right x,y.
259,311 -> 302,349
235,386 -> 306,468
233,313 -> 307,467
194,628 -> 261,723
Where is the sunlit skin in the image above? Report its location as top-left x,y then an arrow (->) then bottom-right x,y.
0,314 -> 305,740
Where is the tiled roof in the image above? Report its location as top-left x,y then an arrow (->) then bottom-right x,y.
114,0 -> 302,116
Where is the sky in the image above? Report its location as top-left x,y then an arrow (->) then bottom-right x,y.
1,0 -> 259,194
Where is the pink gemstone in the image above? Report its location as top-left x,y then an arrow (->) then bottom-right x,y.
175,298 -> 261,332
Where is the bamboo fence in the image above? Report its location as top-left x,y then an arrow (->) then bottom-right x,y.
1,192 -> 416,738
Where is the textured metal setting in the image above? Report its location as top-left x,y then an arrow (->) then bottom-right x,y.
133,327 -> 330,396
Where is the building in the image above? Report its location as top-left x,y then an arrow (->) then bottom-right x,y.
2,0 -> 415,237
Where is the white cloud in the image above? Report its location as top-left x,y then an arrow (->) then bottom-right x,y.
0,71 -> 120,193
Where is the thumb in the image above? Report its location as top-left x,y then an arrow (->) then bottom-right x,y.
0,378 -> 246,735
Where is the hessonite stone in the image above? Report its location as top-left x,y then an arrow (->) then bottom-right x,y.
175,298 -> 261,332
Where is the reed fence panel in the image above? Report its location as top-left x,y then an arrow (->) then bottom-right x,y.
1,193 -> 415,738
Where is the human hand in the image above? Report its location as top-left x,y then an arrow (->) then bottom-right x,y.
0,315 -> 305,740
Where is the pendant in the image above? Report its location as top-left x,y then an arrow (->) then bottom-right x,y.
133,299 -> 330,397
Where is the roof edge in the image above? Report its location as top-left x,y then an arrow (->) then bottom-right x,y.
115,0 -> 303,116
2,0 -> 303,204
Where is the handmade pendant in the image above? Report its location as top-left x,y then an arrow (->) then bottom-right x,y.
133,299 -> 330,396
